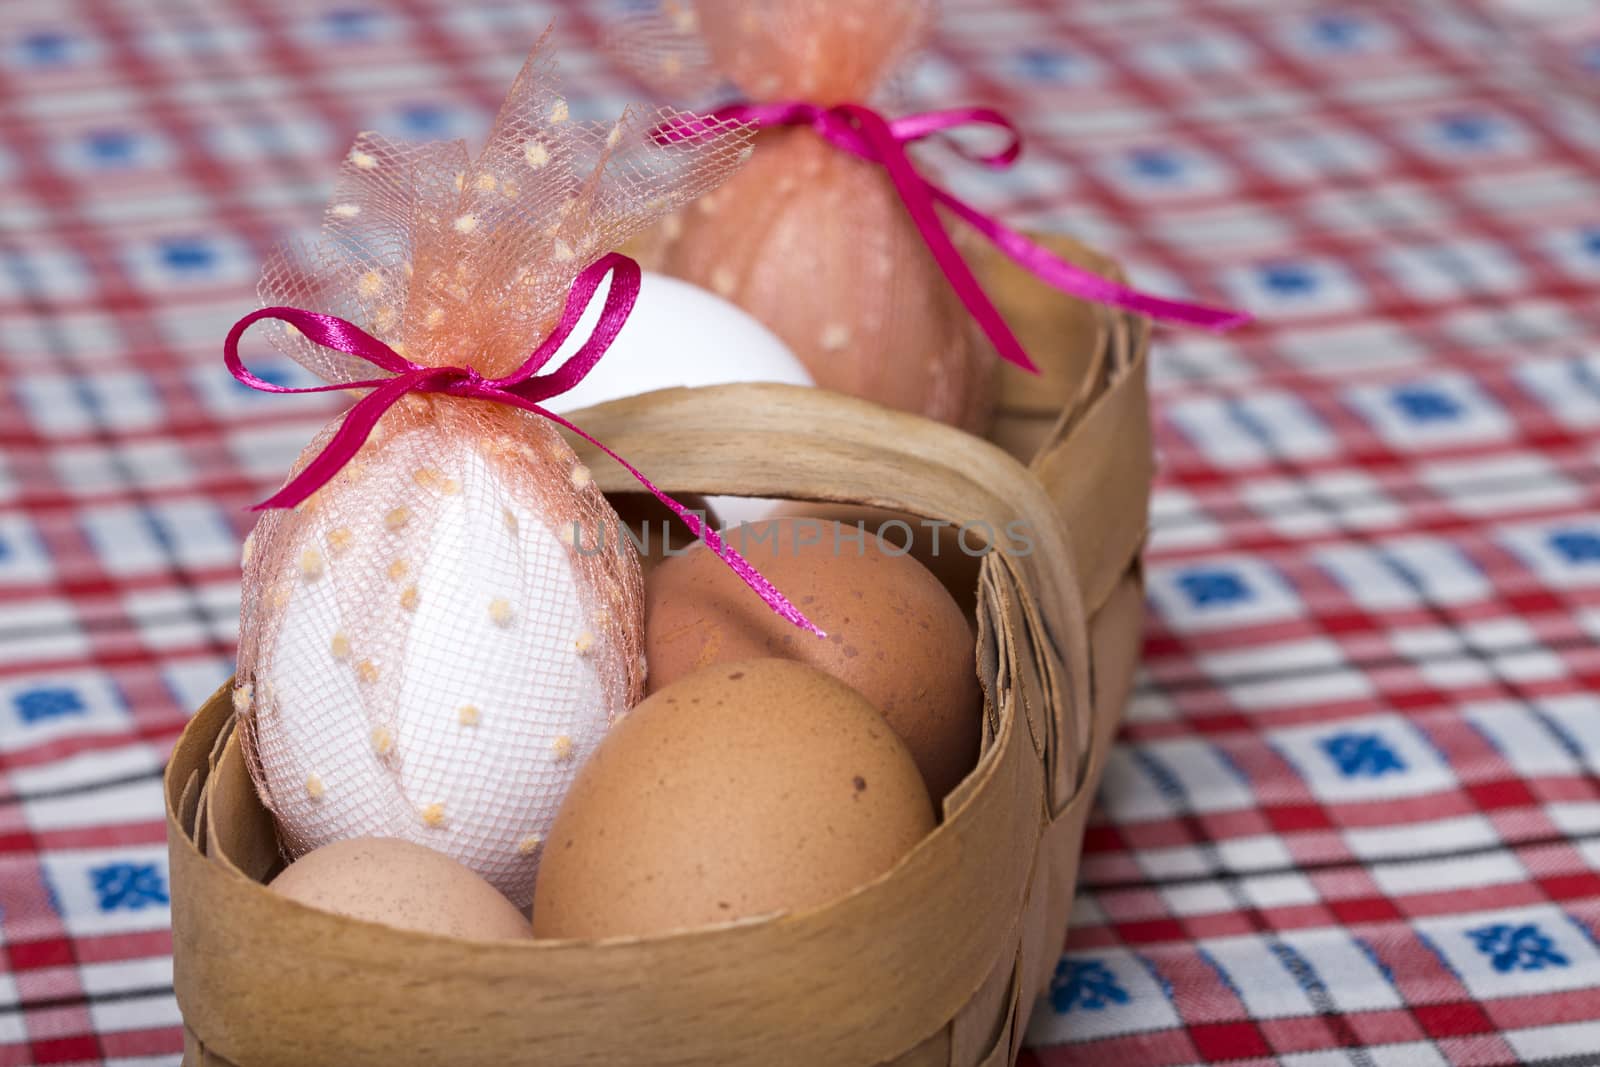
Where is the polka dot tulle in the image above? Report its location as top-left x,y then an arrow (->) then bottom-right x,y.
240,403 -> 646,909
611,0 -> 997,430
233,31 -> 751,909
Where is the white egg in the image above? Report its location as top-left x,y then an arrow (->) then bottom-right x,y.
548,271 -> 813,413
549,272 -> 810,530
240,420 -> 638,910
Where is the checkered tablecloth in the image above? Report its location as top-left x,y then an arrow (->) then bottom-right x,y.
3,0 -> 1600,1064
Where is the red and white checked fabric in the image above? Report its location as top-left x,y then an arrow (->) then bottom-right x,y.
2,0 -> 1599,1064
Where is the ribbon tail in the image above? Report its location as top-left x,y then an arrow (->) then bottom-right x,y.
833,104 -> 1041,375
254,375 -> 419,511
928,187 -> 1250,333
499,397 -> 826,638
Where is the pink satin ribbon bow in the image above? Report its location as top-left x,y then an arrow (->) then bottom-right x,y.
660,102 -> 1249,373
224,251 -> 824,636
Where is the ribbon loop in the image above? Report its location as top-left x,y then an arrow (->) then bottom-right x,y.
225,252 -> 824,637
684,99 -> 1249,370
888,107 -> 1022,169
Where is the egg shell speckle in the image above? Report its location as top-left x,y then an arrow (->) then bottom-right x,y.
531,658 -> 935,939
644,518 -> 982,801
268,837 -> 532,941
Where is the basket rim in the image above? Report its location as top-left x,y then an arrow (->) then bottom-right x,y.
167,652 -> 1026,949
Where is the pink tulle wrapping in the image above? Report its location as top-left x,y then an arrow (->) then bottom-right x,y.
691,0 -> 933,104
232,30 -> 753,906
616,0 -> 997,431
237,400 -> 645,907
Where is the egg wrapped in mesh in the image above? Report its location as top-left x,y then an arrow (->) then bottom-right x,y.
231,35 -> 753,909
614,0 -> 997,432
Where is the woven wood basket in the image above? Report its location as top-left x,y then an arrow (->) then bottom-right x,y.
164,234 -> 1152,1067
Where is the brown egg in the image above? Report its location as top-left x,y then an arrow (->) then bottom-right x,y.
268,837 -> 532,940
532,659 -> 934,938
646,517 -> 982,799
765,500 -> 985,617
